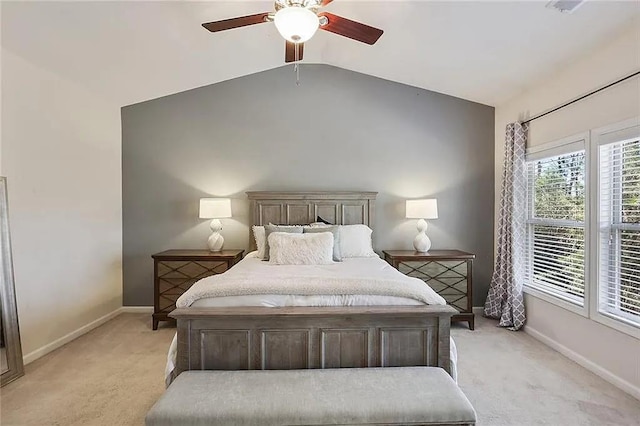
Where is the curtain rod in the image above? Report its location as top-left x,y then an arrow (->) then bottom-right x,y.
522,70 -> 640,125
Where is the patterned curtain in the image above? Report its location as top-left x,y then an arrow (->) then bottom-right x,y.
484,122 -> 527,330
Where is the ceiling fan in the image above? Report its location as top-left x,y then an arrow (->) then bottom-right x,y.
202,0 -> 384,63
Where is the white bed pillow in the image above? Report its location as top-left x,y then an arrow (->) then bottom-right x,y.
264,224 -> 304,260
252,225 -> 266,259
303,225 -> 342,262
268,232 -> 334,265
253,223 -> 302,260
339,224 -> 376,258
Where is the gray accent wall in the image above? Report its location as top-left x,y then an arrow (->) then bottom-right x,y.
122,64 -> 495,306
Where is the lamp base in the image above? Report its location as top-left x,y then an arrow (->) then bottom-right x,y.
413,219 -> 432,252
207,219 -> 224,252
413,233 -> 432,252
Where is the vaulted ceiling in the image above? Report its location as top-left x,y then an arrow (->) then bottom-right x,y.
2,1 -> 639,107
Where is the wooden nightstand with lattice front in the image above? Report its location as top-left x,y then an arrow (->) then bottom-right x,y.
151,249 -> 243,330
383,250 -> 476,330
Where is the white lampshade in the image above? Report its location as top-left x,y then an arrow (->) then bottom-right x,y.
274,7 -> 319,43
199,198 -> 232,219
406,199 -> 438,219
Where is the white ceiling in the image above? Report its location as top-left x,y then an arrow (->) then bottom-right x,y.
2,1 -> 639,107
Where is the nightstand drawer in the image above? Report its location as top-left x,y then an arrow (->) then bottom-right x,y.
383,250 -> 475,330
151,249 -> 244,330
156,260 -> 231,314
397,260 -> 469,313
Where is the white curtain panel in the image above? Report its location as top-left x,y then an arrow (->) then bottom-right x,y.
484,122 -> 527,330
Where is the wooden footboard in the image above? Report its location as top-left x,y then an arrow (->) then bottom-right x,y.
170,305 -> 457,377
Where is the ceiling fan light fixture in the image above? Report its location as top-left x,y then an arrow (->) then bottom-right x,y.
274,6 -> 319,43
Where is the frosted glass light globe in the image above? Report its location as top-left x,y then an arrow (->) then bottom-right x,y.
274,7 -> 319,43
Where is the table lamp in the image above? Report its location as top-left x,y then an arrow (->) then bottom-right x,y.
199,198 -> 232,252
406,199 -> 438,252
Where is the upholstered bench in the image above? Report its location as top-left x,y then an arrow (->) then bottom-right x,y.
146,367 -> 477,426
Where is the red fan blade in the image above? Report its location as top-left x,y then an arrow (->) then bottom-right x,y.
318,12 -> 383,45
202,13 -> 270,32
285,41 -> 304,63
320,0 -> 334,5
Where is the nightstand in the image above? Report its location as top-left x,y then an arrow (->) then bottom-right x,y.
151,249 -> 243,330
383,250 -> 476,330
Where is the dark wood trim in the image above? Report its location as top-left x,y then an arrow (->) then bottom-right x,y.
466,258 -> 474,330
382,250 -> 475,261
152,249 -> 244,261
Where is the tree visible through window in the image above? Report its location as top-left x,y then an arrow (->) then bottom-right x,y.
523,123 -> 640,333
600,139 -> 640,324
526,151 -> 586,303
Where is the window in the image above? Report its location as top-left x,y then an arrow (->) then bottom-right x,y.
522,121 -> 640,336
525,149 -> 586,306
599,137 -> 640,327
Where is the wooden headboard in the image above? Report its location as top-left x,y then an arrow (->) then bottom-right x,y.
246,191 -> 377,250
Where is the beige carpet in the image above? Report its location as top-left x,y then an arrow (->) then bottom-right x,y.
1,314 -> 639,425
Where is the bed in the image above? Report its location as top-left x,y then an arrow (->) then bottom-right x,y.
167,191 -> 457,382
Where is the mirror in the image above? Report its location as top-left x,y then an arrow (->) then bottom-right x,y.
0,177 -> 24,386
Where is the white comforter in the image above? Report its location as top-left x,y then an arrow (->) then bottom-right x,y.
177,252 -> 447,308
166,252 -> 457,383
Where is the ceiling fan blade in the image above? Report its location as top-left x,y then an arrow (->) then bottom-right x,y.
285,41 -> 304,63
320,0 -> 334,6
318,12 -> 383,45
202,13 -> 270,33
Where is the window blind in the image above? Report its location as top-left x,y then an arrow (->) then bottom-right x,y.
599,138 -> 640,326
525,151 -> 586,305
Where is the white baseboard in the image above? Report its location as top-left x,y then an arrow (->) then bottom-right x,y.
120,306 -> 153,314
23,306 -> 155,364
524,325 -> 640,401
26,304 -> 637,400
23,307 -> 123,365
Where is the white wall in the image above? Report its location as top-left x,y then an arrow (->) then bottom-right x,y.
1,48 -> 123,361
495,20 -> 640,398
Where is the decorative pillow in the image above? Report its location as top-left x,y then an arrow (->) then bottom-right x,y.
339,224 -> 376,258
303,225 -> 342,262
252,225 -> 266,259
264,224 -> 303,261
268,232 -> 334,265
